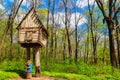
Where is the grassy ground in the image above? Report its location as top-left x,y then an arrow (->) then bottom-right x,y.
41,71 -> 118,80
0,70 -> 19,80
0,59 -> 120,80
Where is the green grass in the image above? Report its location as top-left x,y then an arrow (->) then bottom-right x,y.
42,71 -> 90,80
41,61 -> 120,78
42,71 -> 119,80
0,70 -> 19,80
0,59 -> 120,80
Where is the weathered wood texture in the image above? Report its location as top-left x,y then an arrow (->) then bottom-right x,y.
26,48 -> 32,79
17,7 -> 48,48
26,73 -> 32,79
34,46 -> 40,77
26,47 -> 30,61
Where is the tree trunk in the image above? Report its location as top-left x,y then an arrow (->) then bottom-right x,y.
63,0 -> 72,62
84,44 -> 87,63
88,0 -> 97,64
9,22 -> 13,60
74,0 -> 82,63
34,46 -> 40,77
62,35 -> 66,61
0,0 -> 23,55
75,25 -> 78,62
74,3 -> 78,62
115,20 -> 120,67
93,43 -> 97,64
107,21 -> 117,67
103,31 -> 107,64
54,32 -> 57,60
46,0 -> 50,66
95,0 -> 119,67
117,28 -> 120,67
18,45 -> 20,54
66,28 -> 72,60
86,30 -> 89,63
90,16 -> 97,64
50,0 -> 55,58
68,36 -> 72,59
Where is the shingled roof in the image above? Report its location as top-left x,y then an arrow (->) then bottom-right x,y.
16,7 -> 48,36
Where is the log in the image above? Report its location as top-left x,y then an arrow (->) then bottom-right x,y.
26,72 -> 32,79
26,47 -> 32,79
34,46 -> 40,77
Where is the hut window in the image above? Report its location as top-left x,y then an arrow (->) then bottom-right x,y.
26,31 -> 33,42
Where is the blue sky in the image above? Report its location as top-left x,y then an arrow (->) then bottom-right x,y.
0,0 -> 96,29
0,0 -> 96,12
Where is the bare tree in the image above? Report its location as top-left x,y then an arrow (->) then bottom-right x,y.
46,0 -> 50,66
84,23 -> 90,63
112,0 -> 120,67
114,8 -> 120,67
63,0 -> 72,61
95,0 -> 120,67
74,0 -> 82,62
50,0 -> 55,58
0,0 -> 23,58
88,0 -> 98,64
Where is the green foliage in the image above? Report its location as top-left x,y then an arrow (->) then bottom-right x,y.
0,19 -> 7,39
42,71 -> 90,80
0,58 -> 120,80
0,70 -> 19,80
40,60 -> 120,80
37,9 -> 48,23
0,59 -> 25,77
42,71 -> 119,80
92,75 -> 118,80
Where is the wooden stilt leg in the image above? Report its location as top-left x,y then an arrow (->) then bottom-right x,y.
33,47 -> 35,65
26,47 -> 32,79
34,46 -> 40,77
26,47 -> 30,61
26,73 -> 32,79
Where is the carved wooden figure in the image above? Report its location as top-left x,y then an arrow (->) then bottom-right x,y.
16,7 -> 48,78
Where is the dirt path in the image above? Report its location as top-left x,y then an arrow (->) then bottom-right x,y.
9,76 -> 66,80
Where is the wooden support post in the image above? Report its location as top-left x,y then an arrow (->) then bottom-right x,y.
26,73 -> 32,79
26,47 -> 32,79
26,47 -> 30,61
34,46 -> 40,77
33,48 -> 35,65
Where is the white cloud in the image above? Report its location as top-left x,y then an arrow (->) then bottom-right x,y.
21,0 -> 27,6
53,12 -> 87,28
0,4 -> 4,9
21,0 -> 32,6
76,0 -> 96,8
54,12 -> 65,27
9,0 -> 30,6
70,13 -> 87,27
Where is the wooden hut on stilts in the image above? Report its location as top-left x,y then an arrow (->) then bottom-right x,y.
16,7 -> 48,78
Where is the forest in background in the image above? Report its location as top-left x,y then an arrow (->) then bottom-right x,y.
0,0 -> 120,80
